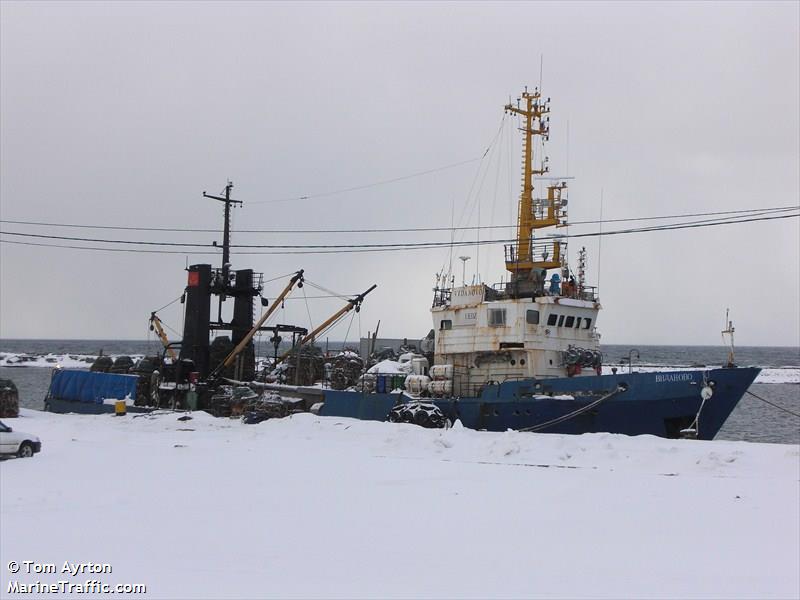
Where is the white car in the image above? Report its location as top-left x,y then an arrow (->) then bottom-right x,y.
0,420 -> 41,458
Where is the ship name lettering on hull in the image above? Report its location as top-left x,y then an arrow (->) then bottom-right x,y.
654,373 -> 695,383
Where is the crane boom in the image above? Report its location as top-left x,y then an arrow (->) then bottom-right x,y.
280,284 -> 377,361
211,270 -> 305,379
149,313 -> 177,360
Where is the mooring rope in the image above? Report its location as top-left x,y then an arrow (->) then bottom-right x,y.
746,390 -> 800,418
518,385 -> 626,433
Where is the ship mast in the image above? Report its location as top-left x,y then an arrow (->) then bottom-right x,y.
504,87 -> 567,295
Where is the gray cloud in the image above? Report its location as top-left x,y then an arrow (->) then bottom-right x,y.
1,1 -> 798,346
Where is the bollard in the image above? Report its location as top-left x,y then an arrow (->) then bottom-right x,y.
114,399 -> 127,417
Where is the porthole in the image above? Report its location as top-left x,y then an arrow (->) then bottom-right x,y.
520,359 -> 526,366
510,359 -> 516,365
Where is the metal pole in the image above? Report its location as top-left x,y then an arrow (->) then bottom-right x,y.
459,256 -> 470,286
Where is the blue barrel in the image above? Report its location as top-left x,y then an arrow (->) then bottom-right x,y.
376,375 -> 386,394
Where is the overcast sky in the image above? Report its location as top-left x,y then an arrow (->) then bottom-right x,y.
1,1 -> 798,347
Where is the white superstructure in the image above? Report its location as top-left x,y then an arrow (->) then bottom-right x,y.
430,283 -> 602,395
424,87 -> 604,398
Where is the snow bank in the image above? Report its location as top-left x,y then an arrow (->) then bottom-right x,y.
367,359 -> 411,374
0,352 -> 103,369
1,409 -> 797,599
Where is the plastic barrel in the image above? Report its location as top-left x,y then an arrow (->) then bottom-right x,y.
376,375 -> 386,394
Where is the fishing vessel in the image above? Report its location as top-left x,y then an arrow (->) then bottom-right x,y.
319,87 -> 760,439
45,87 -> 760,439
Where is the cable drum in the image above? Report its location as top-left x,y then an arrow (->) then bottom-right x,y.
564,347 -> 580,366
562,346 -> 603,370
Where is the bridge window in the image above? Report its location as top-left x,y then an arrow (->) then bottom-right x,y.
547,313 -> 558,326
583,318 -> 592,329
526,309 -> 540,325
557,315 -> 565,327
440,319 -> 452,330
575,317 -> 582,328
565,316 -> 575,328
488,308 -> 506,327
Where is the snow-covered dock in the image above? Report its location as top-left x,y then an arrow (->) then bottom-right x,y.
1,409 -> 798,599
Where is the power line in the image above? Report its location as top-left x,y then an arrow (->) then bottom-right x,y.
1,205 -> 796,235
0,240 -> 220,255
0,231 -> 214,248
2,212 -> 796,249
250,156 -> 483,204
2,211 -> 796,255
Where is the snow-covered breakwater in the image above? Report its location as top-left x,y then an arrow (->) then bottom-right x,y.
1,409 -> 798,599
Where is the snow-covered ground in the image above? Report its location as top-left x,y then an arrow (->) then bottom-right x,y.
1,409 -> 798,599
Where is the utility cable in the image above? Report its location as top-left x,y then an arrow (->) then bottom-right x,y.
0,239 -> 219,254
0,231 -> 214,248
2,205 -> 796,234
251,157 -> 483,204
1,212 -> 797,255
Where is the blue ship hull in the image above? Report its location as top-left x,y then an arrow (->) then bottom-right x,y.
44,369 -> 151,415
45,396 -> 152,415
320,366 -> 761,440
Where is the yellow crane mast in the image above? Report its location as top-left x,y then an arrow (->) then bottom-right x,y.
503,87 -> 568,285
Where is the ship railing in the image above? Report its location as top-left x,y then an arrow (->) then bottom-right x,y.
488,280 -> 598,301
433,280 -> 598,307
450,367 -> 534,398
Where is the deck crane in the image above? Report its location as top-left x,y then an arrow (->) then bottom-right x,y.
149,313 -> 178,361
208,270 -> 305,381
278,284 -> 377,362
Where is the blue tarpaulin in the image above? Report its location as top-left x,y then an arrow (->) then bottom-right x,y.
48,369 -> 139,404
